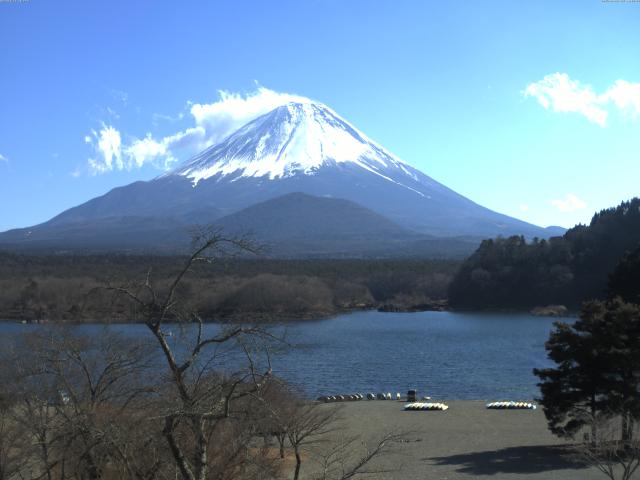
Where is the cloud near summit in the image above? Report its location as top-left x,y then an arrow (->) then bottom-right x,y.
86,87 -> 311,174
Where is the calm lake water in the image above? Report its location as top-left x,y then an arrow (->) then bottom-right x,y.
0,311 -> 561,400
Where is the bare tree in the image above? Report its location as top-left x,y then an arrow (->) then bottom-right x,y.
0,399 -> 29,480
254,378 -> 300,460
108,229 -> 276,480
311,431 -> 405,480
10,395 -> 63,480
575,413 -> 640,480
256,379 -> 405,480
1,336 -> 61,480
1,327 -> 164,480
43,331 -> 157,479
286,403 -> 342,480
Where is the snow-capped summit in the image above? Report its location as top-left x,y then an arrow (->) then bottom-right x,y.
170,102 -> 422,195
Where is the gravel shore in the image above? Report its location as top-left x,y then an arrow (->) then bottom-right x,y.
308,400 -> 605,480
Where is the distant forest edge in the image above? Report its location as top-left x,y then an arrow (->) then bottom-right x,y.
3,198 -> 639,323
0,255 -> 458,323
448,198 -> 640,310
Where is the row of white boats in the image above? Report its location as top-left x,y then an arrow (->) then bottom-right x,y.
317,393 -> 403,402
486,401 -> 537,410
316,394 -> 537,411
403,401 -> 536,411
404,402 -> 449,411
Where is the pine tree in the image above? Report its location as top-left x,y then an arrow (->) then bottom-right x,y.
534,299 -> 640,441
609,246 -> 640,304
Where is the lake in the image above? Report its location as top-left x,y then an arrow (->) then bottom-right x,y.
0,311 -> 561,400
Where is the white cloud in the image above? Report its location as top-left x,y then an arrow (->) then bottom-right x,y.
87,124 -> 123,174
86,87 -> 312,174
125,134 -> 175,169
153,87 -> 309,158
188,87 -> 310,149
519,204 -> 529,212
524,73 -> 640,126
162,126 -> 206,152
70,167 -> 81,178
551,193 -> 587,213
524,73 -> 608,126
97,125 -> 122,169
602,79 -> 640,119
0,153 -> 7,163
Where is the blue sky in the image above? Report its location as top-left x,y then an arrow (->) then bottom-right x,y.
1,0 -> 639,231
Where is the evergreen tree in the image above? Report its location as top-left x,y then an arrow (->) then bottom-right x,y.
449,197 -> 640,310
534,299 -> 640,441
609,245 -> 640,304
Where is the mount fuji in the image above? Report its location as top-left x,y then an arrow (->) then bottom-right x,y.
0,100 -> 563,256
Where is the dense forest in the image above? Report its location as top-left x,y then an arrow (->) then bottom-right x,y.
5,198 -> 639,321
448,198 -> 640,310
0,253 -> 458,322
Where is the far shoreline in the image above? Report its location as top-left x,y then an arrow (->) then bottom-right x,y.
0,302 -> 574,326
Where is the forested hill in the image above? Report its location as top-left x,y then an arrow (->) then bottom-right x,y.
448,198 -> 640,310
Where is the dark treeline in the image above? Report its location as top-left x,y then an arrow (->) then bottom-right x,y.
0,253 -> 459,322
448,198 -> 640,310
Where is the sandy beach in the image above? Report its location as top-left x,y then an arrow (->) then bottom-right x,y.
307,400 -> 606,480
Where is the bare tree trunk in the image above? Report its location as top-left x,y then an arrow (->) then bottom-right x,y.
38,432 -> 54,480
194,417 -> 208,480
591,394 -> 598,443
277,433 -> 286,459
293,446 -> 302,480
163,417 -> 195,480
81,450 -> 102,480
622,411 -> 630,444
